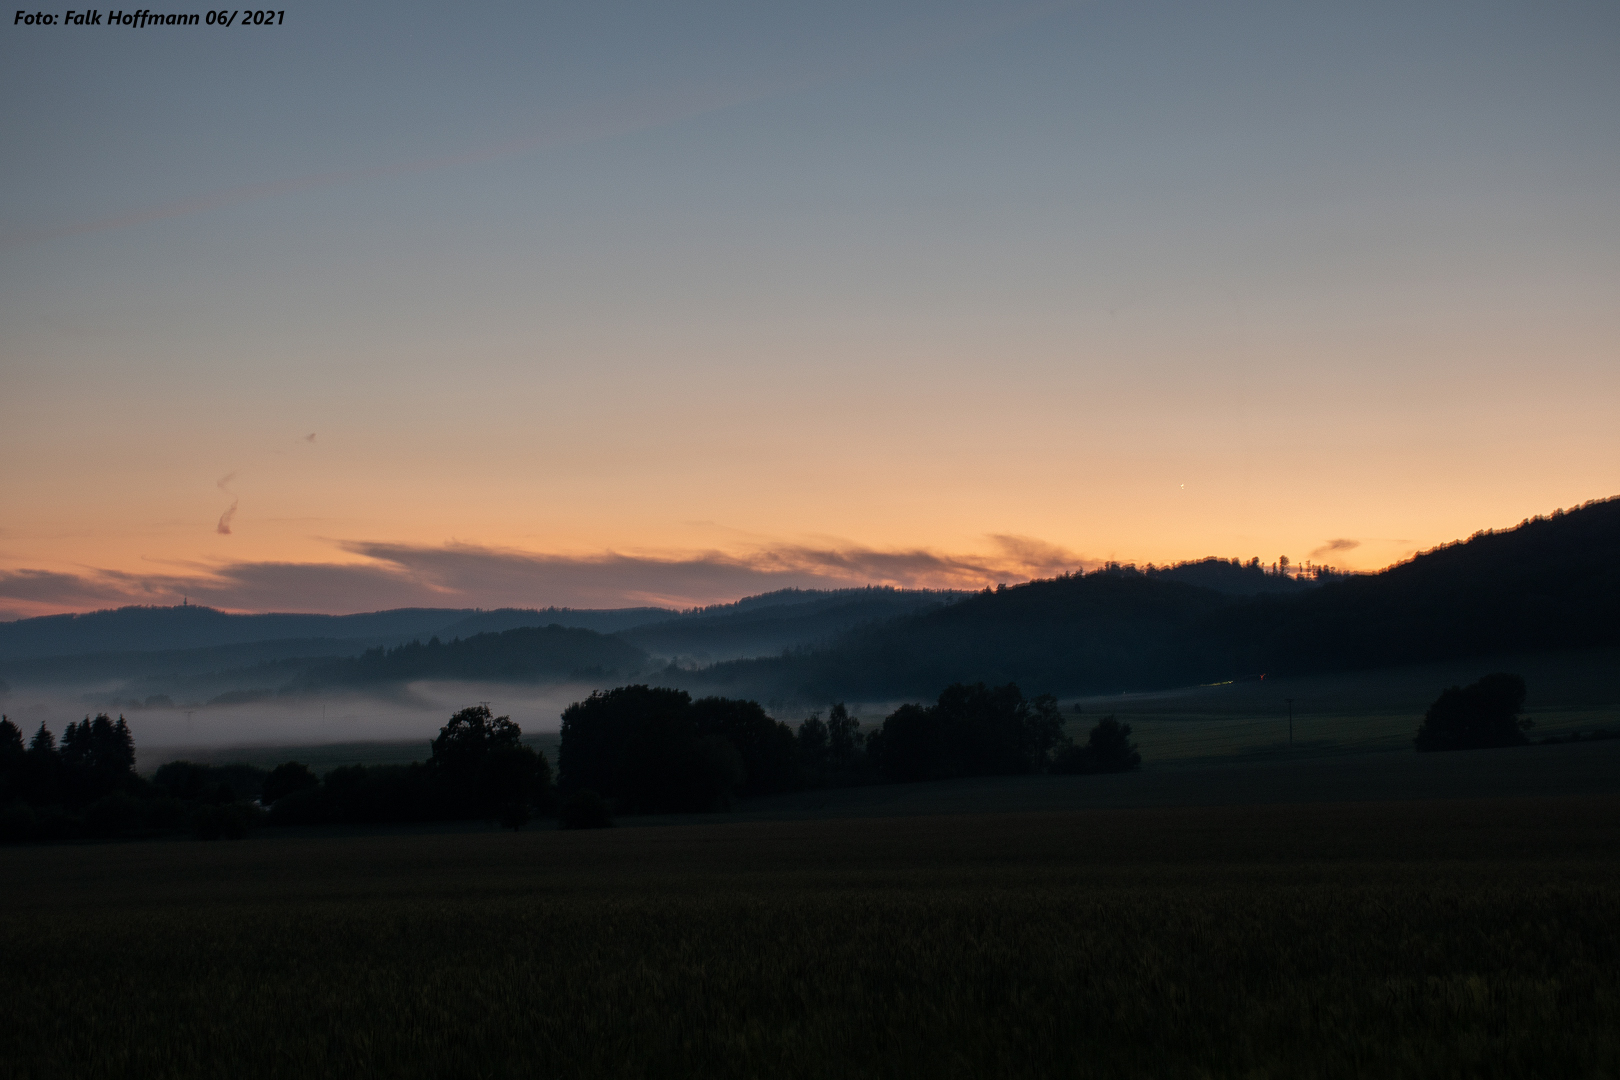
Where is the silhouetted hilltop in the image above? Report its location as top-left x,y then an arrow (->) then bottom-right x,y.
682,497 -> 1620,700
1147,557 -> 1339,595
670,587 -> 965,618
1203,497 -> 1620,675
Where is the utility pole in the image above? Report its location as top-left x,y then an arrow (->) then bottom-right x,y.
1286,698 -> 1295,748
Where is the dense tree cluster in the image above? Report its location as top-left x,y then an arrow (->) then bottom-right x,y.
0,712 -> 220,842
1,705 -> 554,842
865,683 -> 1067,782
793,703 -> 867,788
558,687 -> 795,813
1415,673 -> 1531,752
557,682 -> 1139,815
0,712 -> 136,808
266,706 -> 552,829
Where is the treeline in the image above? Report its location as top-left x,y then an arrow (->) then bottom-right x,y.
3,685 -> 1141,842
554,682 -> 1140,816
1147,556 -> 1343,595
261,705 -> 550,828
0,705 -> 553,842
0,712 -> 253,842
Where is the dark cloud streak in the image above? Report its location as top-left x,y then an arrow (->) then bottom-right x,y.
1310,538 -> 1361,557
0,536 -> 1094,618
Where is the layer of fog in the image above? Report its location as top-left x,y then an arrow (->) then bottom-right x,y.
3,679 -> 903,751
0,680 -> 610,750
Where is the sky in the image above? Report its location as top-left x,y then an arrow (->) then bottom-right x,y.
2,0 -> 1617,619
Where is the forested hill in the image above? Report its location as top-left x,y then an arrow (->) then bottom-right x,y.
291,625 -> 649,689
683,497 -> 1620,700
1204,496 -> 1620,675
617,587 -> 965,663
681,572 -> 1228,700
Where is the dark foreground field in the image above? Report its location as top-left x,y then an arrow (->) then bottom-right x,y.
5,795 -> 1620,1079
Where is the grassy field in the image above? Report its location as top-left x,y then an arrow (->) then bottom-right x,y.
1064,647 -> 1620,764
134,731 -> 566,774
4,795 -> 1619,1079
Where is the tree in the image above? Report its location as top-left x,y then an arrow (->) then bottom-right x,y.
1053,715 -> 1141,774
866,683 -> 1067,783
864,703 -> 935,782
558,687 -> 786,813
557,788 -> 613,829
0,717 -> 24,804
428,705 -> 551,825
796,711 -> 830,786
827,703 -> 862,770
262,762 -> 319,805
1415,673 -> 1530,751
559,685 -> 691,802
59,714 -> 136,807
691,697 -> 796,797
25,724 -> 60,805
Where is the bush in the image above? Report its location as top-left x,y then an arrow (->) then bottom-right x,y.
557,789 -> 613,830
1415,673 -> 1530,752
265,786 -> 336,827
0,803 -> 35,844
30,806 -> 74,843
194,801 -> 262,841
153,761 -> 268,803
83,793 -> 147,838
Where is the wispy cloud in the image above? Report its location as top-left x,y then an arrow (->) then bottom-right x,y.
215,473 -> 238,535
1309,538 -> 1361,558
0,535 -> 1095,619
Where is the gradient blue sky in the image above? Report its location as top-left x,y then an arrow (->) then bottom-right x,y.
2,0 -> 1617,616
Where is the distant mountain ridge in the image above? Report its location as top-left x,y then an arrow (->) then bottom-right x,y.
0,587 -> 970,664
0,587 -> 969,701
5,499 -> 1613,708
0,603 -> 682,663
